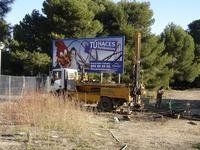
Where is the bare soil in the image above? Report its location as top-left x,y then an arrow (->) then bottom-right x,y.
165,89 -> 200,100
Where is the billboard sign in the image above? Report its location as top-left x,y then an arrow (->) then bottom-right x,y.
52,36 -> 124,73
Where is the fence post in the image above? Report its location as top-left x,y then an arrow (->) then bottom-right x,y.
8,76 -> 11,100
46,76 -> 50,92
22,76 -> 25,96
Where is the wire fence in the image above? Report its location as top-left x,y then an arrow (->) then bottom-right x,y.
0,75 -> 49,100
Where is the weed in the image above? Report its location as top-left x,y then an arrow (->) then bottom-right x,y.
193,143 -> 200,150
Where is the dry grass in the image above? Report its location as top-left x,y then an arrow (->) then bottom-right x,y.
0,93 -> 108,149
0,93 -> 116,149
0,93 -> 91,135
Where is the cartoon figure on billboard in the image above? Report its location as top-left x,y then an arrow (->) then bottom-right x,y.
55,40 -> 71,68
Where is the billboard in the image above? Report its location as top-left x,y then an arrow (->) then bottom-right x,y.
52,36 -> 124,73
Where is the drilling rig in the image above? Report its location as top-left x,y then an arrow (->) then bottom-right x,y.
132,32 -> 143,107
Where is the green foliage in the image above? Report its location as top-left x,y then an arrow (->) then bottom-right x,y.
3,49 -> 51,75
161,23 -> 200,85
141,35 -> 173,88
95,1 -> 154,43
119,1 -> 154,36
188,19 -> 200,45
25,51 -> 51,75
121,45 -> 132,83
94,0 -> 126,36
42,0 -> 103,38
187,19 -> 200,88
13,10 -> 51,55
121,35 -> 173,89
0,0 -> 14,41
0,0 -> 14,18
0,19 -> 9,41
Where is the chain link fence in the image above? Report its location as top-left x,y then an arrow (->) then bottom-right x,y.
0,75 -> 49,100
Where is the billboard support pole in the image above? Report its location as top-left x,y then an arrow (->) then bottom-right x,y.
100,72 -> 103,84
109,73 -> 112,82
118,74 -> 121,84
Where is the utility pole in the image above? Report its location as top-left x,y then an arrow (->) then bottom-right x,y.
132,32 -> 141,105
0,42 -> 5,75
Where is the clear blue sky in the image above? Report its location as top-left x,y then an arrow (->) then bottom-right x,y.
5,0 -> 200,35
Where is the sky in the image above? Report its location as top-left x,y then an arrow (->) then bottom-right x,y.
5,0 -> 200,35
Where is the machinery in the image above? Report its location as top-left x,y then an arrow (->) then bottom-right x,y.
132,32 -> 143,106
50,33 -> 143,112
50,68 -> 132,111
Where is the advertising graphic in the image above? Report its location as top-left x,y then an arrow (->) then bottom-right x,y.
52,37 -> 124,73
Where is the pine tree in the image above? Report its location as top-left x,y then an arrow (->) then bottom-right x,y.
0,0 -> 14,18
42,0 -> 103,38
13,10 -> 51,55
161,23 -> 200,86
0,0 -> 14,41
141,35 -> 173,88
187,20 -> 200,87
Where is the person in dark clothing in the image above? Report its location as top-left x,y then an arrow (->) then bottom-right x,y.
155,86 -> 164,108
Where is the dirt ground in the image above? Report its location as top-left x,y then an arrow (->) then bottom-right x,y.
0,113 -> 199,150
109,114 -> 200,150
0,89 -> 199,150
165,89 -> 200,100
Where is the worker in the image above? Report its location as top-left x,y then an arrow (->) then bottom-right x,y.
155,86 -> 164,108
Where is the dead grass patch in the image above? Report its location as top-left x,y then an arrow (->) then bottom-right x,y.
0,93 -> 93,136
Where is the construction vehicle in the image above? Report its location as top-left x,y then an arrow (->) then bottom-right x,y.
50,68 -> 132,111
50,33 -> 143,112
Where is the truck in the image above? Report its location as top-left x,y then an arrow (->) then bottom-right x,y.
50,67 -> 132,111
50,34 -> 142,112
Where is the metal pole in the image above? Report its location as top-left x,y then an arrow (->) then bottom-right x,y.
100,72 -> 103,84
0,49 -> 1,75
135,32 -> 141,90
118,74 -> 121,84
133,32 -> 141,104
0,42 -> 5,75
